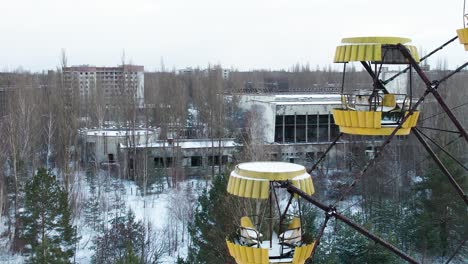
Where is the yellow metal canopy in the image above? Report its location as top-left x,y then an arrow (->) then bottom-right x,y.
341,36 -> 412,44
334,36 -> 419,63
457,28 -> 468,51
227,162 -> 315,199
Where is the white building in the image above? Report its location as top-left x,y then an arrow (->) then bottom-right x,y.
238,94 -> 342,144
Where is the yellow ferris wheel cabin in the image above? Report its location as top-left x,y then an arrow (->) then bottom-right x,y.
457,12 -> 468,50
226,162 -> 315,264
332,36 -> 420,136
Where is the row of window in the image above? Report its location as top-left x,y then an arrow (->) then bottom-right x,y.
153,155 -> 229,168
274,114 -> 339,143
67,71 -> 139,75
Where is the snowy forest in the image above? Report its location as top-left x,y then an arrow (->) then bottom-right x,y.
0,57 -> 467,264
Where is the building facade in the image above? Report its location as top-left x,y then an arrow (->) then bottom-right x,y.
119,138 -> 237,177
62,65 -> 144,109
237,94 -> 356,166
79,128 -> 158,167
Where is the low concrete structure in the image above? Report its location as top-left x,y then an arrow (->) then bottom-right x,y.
119,138 -> 237,177
79,128 -> 158,165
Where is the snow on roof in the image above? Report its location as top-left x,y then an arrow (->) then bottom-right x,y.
273,101 -> 342,105
238,161 -> 305,174
82,129 -> 155,137
121,139 -> 238,149
274,94 -> 341,99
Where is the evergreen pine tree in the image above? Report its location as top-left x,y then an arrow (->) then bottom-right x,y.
92,209 -> 145,264
186,173 -> 237,264
84,167 -> 103,232
409,157 -> 467,258
20,168 -> 77,263
314,215 -> 400,264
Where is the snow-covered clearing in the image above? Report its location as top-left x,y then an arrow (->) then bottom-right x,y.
0,169 -> 205,264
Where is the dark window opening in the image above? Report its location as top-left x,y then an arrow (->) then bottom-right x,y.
191,156 -> 202,167
208,155 -> 228,166
108,153 -> 115,163
208,156 -> 219,166
275,115 -> 283,142
154,157 -> 163,167
154,157 -> 172,167
316,152 -> 324,159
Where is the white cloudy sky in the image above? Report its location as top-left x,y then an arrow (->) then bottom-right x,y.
0,0 -> 466,71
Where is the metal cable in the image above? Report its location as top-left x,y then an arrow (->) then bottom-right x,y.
420,102 -> 468,122
416,128 -> 468,171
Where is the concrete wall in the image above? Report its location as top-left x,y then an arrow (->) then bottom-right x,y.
81,129 -> 157,164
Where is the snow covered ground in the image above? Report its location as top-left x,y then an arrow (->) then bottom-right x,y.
0,169 -> 205,264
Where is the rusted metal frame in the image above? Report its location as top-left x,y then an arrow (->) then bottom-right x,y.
340,63 -> 347,94
383,36 -> 458,85
309,132 -> 343,173
416,128 -> 468,171
408,64 -> 413,110
309,213 -> 331,261
412,128 -> 468,205
360,61 -> 391,94
332,90 -> 430,206
284,183 -> 420,264
271,183 -> 282,231
279,193 -> 294,228
396,44 -> 468,142
444,237 -> 467,264
272,184 -> 289,257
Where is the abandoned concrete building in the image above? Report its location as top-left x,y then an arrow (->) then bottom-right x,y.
119,138 -> 237,178
79,128 -> 158,167
81,93 -> 390,178
237,93 -> 346,166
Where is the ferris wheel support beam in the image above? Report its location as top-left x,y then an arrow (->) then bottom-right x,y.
396,44 -> 468,142
360,61 -> 391,94
283,183 -> 420,264
412,128 -> 468,205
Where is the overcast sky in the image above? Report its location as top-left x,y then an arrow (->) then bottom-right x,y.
0,0 -> 466,72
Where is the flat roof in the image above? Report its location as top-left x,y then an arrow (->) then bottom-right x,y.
273,101 -> 342,105
81,129 -> 155,137
121,139 -> 237,149
243,93 -> 342,106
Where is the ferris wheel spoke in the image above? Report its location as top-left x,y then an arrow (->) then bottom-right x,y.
412,128 -> 468,205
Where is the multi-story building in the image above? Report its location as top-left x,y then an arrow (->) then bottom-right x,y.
0,87 -> 12,117
62,65 -> 144,109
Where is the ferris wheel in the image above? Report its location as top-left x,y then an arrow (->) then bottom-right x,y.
225,3 -> 467,264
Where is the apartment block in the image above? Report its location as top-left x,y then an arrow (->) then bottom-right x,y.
62,65 -> 144,108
